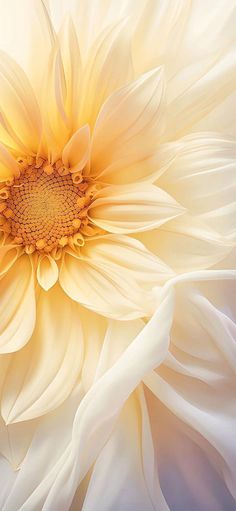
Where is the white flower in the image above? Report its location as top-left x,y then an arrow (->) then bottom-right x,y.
0,1 -> 235,510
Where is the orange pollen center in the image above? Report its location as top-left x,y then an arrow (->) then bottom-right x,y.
0,157 -> 95,255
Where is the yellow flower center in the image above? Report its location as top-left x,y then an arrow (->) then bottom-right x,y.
0,156 -> 96,255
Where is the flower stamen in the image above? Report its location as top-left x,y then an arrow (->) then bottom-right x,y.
0,156 -> 101,256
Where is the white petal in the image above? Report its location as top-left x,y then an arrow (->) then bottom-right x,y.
90,66 -> 165,178
33,287 -> 174,510
133,0 -> 191,75
144,274 -> 236,501
158,133 -> 236,213
81,394 -> 167,511
79,20 -> 133,128
138,214 -> 234,272
2,385 -> 84,511
89,184 -> 184,233
60,235 -> 172,319
0,52 -> 42,153
0,415 -> 38,469
0,457 -> 17,508
146,388 -> 236,511
1,285 -> 84,423
165,48 -> 236,140
48,0 -> 143,58
0,0 -> 54,97
0,256 -> 35,353
199,203 -> 236,242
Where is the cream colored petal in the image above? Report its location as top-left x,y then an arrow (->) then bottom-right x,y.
2,384 -> 84,511
0,52 -> 42,154
79,20 -> 133,129
133,0 -> 191,75
91,318 -> 144,383
0,144 -> 19,182
0,457 -> 16,508
57,18 -> 81,129
1,285 -> 84,423
60,235 -> 172,319
158,133 -> 236,213
36,254 -> 59,291
90,66 -> 165,177
138,214 -> 234,272
60,254 -> 144,319
0,415 -> 38,470
146,388 -> 236,511
41,46 -> 70,160
169,279 -> 236,378
0,0 -> 54,99
80,307 -> 108,392
0,245 -> 20,277
80,234 -> 173,285
34,287 -> 174,510
144,274 -> 236,501
145,365 -> 236,502
48,0 -> 143,59
165,47 -> 236,140
94,143 -> 174,185
199,203 -> 236,242
162,1 -> 236,141
193,92 -> 236,138
40,18 -> 81,159
62,124 -> 90,172
81,394 -> 168,511
89,183 -> 184,233
0,256 -> 35,353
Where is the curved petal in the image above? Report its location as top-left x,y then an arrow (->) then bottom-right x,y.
40,17 -> 81,157
0,245 -> 20,277
158,133 -> 236,213
0,51 -> 42,154
1,285 -> 84,423
80,234 -> 173,284
62,124 -> 90,172
0,144 -> 19,182
60,235 -> 172,318
57,18 -> 81,128
144,275 -> 236,502
81,394 -> 168,511
33,286 -> 174,510
36,254 -> 59,291
79,20 -> 133,128
145,389 -> 236,511
0,415 -> 38,469
2,384 -> 84,511
90,66 -> 165,178
48,0 -> 143,57
0,256 -> 35,353
0,0 -> 54,98
89,183 -> 184,233
165,47 -> 236,140
41,45 -> 69,159
0,457 -> 17,508
138,214 -> 234,272
133,0 -> 191,75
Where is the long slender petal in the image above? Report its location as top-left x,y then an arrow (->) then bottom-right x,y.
1,285 -> 84,423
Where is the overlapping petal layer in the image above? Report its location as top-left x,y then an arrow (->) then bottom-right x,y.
0,0 -> 235,510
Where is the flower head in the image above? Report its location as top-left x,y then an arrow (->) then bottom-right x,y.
0,1 -> 236,510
